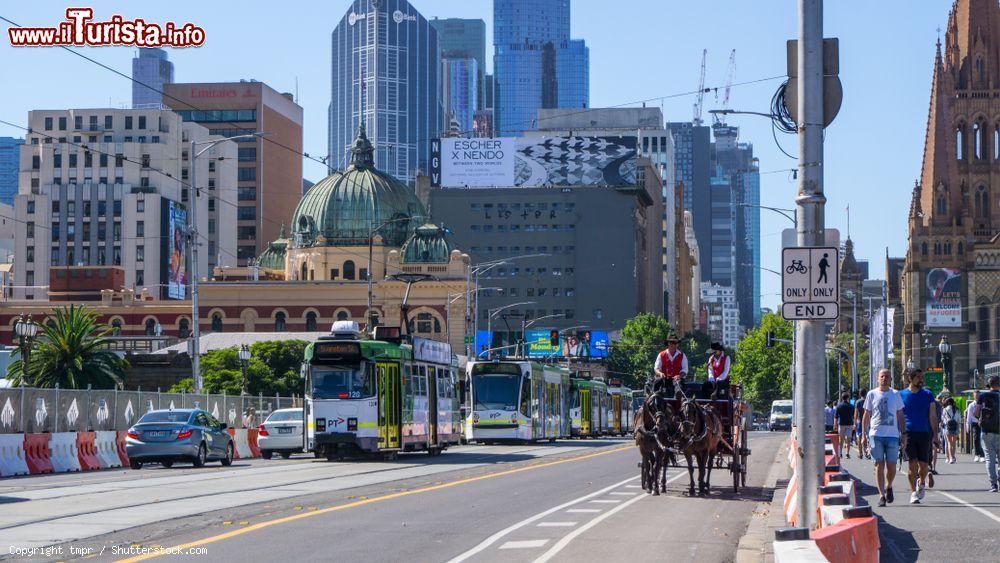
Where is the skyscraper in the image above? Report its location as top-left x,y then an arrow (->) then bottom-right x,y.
329,0 -> 442,186
493,0 -> 589,134
429,18 -> 486,110
667,121 -> 712,275
0,137 -> 23,205
441,58 -> 478,134
131,48 -> 174,109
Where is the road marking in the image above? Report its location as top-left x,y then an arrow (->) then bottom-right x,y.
589,499 -> 621,504
500,540 -> 549,549
566,509 -> 600,513
446,474 -> 640,563
935,490 -> 1000,524
118,445 -> 632,562
609,492 -> 637,496
537,522 -> 577,527
625,485 -> 642,489
533,471 -> 687,563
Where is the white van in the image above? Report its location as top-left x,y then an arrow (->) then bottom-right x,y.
769,400 -> 793,431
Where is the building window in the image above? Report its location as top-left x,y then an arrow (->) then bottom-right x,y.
238,167 -> 256,181
343,260 -> 356,280
330,268 -> 339,279
977,186 -> 990,218
144,318 -> 156,335
980,306 -> 990,353
305,311 -> 318,331
125,116 -> 133,130
104,115 -> 113,129
274,311 -> 287,331
336,311 -> 349,321
212,313 -> 223,332
44,117 -> 52,131
137,200 -> 144,213
137,221 -> 144,237
58,117 -> 66,130
111,318 -> 122,335
300,262 -> 308,281
138,116 -> 146,129
136,245 -> 144,262
957,124 -> 965,160
135,269 -> 144,286
178,319 -> 190,339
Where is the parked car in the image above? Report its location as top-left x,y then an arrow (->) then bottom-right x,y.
126,408 -> 234,469
258,408 -> 304,459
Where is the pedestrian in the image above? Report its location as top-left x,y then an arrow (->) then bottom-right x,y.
836,393 -> 855,459
974,375 -> 1000,492
967,391 -> 985,462
930,395 -> 945,477
941,397 -> 959,464
855,390 -> 869,459
825,401 -> 836,433
862,369 -> 906,507
899,368 -> 938,504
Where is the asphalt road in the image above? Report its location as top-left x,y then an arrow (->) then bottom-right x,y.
2,432 -> 785,562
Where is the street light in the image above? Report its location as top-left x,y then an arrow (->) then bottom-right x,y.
520,313 -> 565,356
484,301 -> 535,359
938,336 -> 953,392
190,131 -> 266,393
843,289 -> 859,394
738,203 -> 797,226
466,253 -> 550,357
238,344 -> 252,395
14,314 -> 38,386
742,263 -> 781,277
367,214 -> 427,331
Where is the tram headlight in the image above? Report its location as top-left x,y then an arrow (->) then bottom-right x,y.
347,418 -> 358,431
316,418 -> 326,432
473,413 -> 480,423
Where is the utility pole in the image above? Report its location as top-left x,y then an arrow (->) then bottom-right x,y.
793,0 -> 827,530
189,139 -> 202,393
882,278 -> 889,383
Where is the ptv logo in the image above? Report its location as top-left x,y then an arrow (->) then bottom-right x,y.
331,417 -> 346,427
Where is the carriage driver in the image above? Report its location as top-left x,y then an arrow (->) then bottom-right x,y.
702,342 -> 731,399
654,336 -> 688,395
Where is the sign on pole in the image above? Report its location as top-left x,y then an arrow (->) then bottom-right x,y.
782,246 -> 840,321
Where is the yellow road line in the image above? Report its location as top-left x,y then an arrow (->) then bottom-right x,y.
117,445 -> 632,562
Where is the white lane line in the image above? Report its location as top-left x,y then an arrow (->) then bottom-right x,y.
625,485 -> 642,489
566,509 -> 600,513
533,471 -> 687,563
935,490 -> 1000,524
589,499 -> 621,504
500,540 -> 550,550
610,492 -> 637,496
537,522 -> 577,527
447,474 -> 639,563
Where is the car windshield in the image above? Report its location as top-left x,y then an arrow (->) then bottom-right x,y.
138,411 -> 192,424
472,374 -> 522,411
266,410 -> 303,422
312,364 -> 374,399
773,405 -> 792,415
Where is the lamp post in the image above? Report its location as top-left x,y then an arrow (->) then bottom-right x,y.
466,254 -> 549,357
447,287 -> 501,353
938,336 -> 953,392
238,344 -> 252,395
14,314 -> 38,386
485,302 -> 535,359
190,132 -> 265,393
844,289 -> 859,394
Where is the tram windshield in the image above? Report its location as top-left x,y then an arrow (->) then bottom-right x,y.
311,364 -> 374,399
471,364 -> 523,411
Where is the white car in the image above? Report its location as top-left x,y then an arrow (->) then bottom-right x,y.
258,408 -> 304,459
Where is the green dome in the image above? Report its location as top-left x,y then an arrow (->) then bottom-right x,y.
291,124 -> 425,247
256,224 -> 288,270
401,223 -> 452,264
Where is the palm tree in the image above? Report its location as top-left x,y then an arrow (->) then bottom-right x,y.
7,305 -> 127,389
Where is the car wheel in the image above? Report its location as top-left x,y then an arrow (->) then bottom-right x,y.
161,461 -> 174,468
129,460 -> 142,470
280,451 -> 292,459
193,443 -> 207,467
221,443 -> 234,466
261,449 -> 273,459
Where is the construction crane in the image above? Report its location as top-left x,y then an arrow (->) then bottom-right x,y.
714,49 -> 737,125
692,49 -> 707,126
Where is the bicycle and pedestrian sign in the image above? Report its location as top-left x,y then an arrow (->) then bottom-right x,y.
781,246 -> 839,320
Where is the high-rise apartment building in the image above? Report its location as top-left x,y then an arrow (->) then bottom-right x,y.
494,0 -> 589,134
700,282 -> 741,348
13,108 -> 237,300
0,137 -> 23,205
430,18 -> 486,111
329,0 -> 442,186
131,48 -> 174,109
442,58 -> 478,133
164,80 -> 304,265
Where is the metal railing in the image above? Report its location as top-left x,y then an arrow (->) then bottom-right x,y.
0,386 -> 302,434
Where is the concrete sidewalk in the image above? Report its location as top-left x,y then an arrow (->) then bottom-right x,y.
840,443 -> 1000,561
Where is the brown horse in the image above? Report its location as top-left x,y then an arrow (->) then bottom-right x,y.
634,395 -> 681,495
678,398 -> 722,496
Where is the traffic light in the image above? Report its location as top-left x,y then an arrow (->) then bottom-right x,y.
549,330 -> 559,347
766,331 -> 775,348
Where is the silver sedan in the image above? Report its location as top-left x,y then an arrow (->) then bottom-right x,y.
126,408 -> 234,469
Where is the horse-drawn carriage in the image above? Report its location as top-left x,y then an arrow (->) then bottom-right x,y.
635,379 -> 751,495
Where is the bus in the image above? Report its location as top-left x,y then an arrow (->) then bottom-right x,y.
302,322 -> 461,460
465,359 -> 571,443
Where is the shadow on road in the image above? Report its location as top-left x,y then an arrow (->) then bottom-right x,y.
851,479 -> 920,562
0,495 -> 29,504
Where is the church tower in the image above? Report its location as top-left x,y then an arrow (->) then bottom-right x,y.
903,0 -> 1000,390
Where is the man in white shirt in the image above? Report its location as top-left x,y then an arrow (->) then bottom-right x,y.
862,369 -> 906,507
967,391 -> 985,462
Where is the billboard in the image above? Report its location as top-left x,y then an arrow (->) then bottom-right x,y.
165,201 -> 187,300
525,330 -> 610,359
925,268 -> 961,327
525,330 -> 560,358
414,337 -> 452,364
431,136 -> 637,188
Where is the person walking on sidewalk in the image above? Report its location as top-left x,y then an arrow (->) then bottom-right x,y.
967,391 -> 985,463
825,401 -> 836,433
862,369 -> 906,507
836,393 -> 855,459
899,368 -> 939,504
974,376 -> 1000,492
855,390 -> 869,459
941,397 -> 960,464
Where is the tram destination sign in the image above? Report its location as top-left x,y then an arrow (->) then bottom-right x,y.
781,246 -> 840,321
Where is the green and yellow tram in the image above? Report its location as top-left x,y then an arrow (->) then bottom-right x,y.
607,379 -> 635,436
465,359 -> 571,443
570,377 -> 611,437
303,323 -> 461,460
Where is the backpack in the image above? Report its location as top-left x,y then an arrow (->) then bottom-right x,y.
982,392 -> 1000,434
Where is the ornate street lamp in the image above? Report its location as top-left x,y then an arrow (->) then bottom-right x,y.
938,336 -> 953,392
14,314 -> 39,386
238,344 -> 252,396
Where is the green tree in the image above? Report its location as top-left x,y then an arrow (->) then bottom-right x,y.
681,330 -> 712,374
7,305 -> 128,389
169,340 -> 307,396
607,313 -> 675,389
731,313 -> 793,412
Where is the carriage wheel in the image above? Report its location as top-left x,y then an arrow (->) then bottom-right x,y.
731,461 -> 740,493
740,428 -> 749,488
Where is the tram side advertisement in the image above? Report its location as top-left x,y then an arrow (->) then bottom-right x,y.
925,268 -> 962,327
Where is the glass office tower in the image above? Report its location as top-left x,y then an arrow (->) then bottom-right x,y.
131,48 -> 174,108
328,0 -> 442,186
442,58 -> 478,133
494,0 -> 589,134
429,18 -> 486,110
0,137 -> 22,205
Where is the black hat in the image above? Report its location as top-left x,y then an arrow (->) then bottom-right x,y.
710,342 -> 724,351
665,336 -> 680,344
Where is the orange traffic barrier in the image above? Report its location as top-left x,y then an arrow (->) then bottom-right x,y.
826,433 -> 840,457
23,433 -> 53,474
248,428 -> 262,458
115,430 -> 130,466
76,431 -> 102,471
226,427 -> 240,459
810,516 -> 879,563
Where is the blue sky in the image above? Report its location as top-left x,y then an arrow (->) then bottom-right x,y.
0,1 -> 952,312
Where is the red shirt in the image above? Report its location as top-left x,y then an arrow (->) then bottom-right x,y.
655,349 -> 688,378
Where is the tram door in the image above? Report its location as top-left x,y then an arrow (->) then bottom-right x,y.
427,366 -> 438,447
612,395 -> 621,434
580,389 -> 592,436
377,362 -> 401,449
